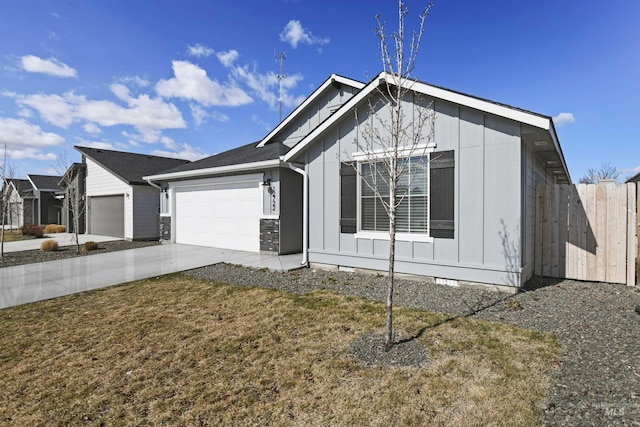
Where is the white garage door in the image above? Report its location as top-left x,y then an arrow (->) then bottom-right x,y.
175,180 -> 261,252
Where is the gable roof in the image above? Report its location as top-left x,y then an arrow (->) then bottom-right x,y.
3,178 -> 34,197
283,71 -> 570,181
145,141 -> 290,181
256,74 -> 365,148
28,174 -> 63,191
7,178 -> 32,193
75,146 -> 191,185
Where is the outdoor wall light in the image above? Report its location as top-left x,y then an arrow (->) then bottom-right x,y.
263,178 -> 272,187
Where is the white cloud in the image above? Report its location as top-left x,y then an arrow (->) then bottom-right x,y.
118,75 -> 150,88
553,112 -> 576,127
6,148 -> 58,161
230,64 -> 304,109
20,55 -> 77,78
156,60 -> 253,107
83,123 -> 102,134
187,43 -> 215,58
0,117 -> 64,161
76,140 -> 116,150
11,88 -> 186,143
280,20 -> 329,49
0,117 -> 65,148
152,142 -> 208,161
252,114 -> 272,132
216,50 -> 239,67
160,136 -> 179,151
189,103 -> 230,126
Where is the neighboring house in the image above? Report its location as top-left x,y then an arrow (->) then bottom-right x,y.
146,72 -> 571,289
27,174 -> 63,225
58,163 -> 87,234
1,179 -> 35,228
626,172 -> 640,183
75,146 -> 190,240
144,74 -> 365,253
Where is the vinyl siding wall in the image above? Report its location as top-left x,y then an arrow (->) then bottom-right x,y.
306,94 -> 526,287
132,185 -> 160,240
279,168 -> 303,254
275,85 -> 360,147
521,142 -> 554,281
85,158 -> 132,239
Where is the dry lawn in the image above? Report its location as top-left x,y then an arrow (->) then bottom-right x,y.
0,230 -> 25,243
0,275 -> 560,426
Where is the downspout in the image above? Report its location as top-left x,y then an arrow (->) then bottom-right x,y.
284,160 -> 308,266
145,178 -> 162,191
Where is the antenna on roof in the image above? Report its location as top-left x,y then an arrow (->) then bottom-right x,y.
276,51 -> 286,122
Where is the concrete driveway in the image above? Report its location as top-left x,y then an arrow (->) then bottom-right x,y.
0,244 -> 304,309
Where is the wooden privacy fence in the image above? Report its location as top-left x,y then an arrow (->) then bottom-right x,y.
535,182 -> 637,287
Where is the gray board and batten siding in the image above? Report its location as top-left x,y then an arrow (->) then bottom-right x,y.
304,92 -> 556,288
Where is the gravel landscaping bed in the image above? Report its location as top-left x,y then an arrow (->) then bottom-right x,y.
0,240 -> 160,268
186,264 -> 640,427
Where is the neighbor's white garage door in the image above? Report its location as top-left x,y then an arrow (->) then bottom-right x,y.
175,180 -> 261,252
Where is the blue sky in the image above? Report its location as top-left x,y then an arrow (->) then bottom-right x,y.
1,0 -> 638,181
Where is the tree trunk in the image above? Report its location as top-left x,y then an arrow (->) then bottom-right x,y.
385,171 -> 397,350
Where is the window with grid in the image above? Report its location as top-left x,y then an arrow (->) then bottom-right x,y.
360,156 -> 429,234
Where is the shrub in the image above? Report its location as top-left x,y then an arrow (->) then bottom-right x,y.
40,239 -> 59,252
21,224 -> 45,238
44,224 -> 66,234
81,241 -> 99,253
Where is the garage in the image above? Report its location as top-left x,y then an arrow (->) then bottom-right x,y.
175,180 -> 261,252
89,195 -> 124,237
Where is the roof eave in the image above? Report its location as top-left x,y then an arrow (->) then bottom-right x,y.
75,147 -> 132,185
144,159 -> 281,182
284,71 -> 568,163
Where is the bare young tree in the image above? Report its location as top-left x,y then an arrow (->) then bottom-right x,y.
351,1 -> 434,349
1,144 -> 17,257
579,162 -> 620,184
55,153 -> 86,255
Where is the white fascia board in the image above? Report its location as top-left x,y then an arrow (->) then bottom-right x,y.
143,159 -> 281,182
548,122 -> 572,182
284,71 -> 557,163
257,74 -> 365,148
409,79 -> 551,130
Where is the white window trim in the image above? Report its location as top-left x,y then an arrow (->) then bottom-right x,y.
354,151 -> 434,242
352,143 -> 435,162
354,230 -> 434,243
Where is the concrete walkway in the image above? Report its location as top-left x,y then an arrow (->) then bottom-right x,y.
2,233 -> 122,253
0,244 -> 304,309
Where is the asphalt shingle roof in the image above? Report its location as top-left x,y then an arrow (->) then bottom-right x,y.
160,141 -> 290,175
7,179 -> 33,195
28,175 -> 63,191
75,146 -> 191,185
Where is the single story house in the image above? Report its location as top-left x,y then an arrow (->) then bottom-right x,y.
75,146 -> 190,240
1,179 -> 36,228
27,175 -> 63,226
146,72 -> 571,288
144,74 -> 365,253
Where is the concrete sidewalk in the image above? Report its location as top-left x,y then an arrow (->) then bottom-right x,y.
0,244 -> 304,309
2,233 -> 122,253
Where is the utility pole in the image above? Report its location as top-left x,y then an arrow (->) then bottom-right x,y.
276,52 -> 286,122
